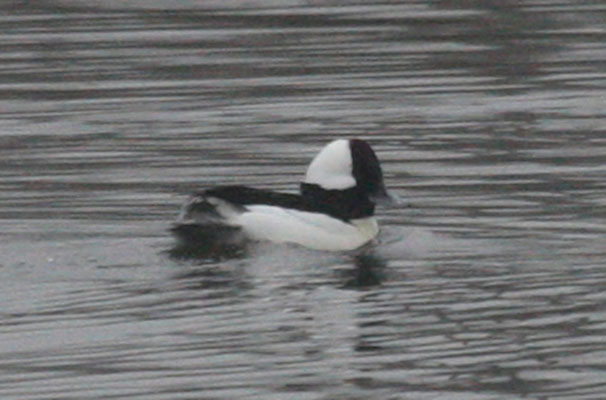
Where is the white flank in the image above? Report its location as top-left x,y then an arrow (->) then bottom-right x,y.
304,139 -> 356,190
234,205 -> 378,251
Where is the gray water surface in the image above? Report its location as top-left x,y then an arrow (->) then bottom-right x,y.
2,1 -> 606,399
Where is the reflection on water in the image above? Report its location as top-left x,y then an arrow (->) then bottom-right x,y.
2,1 -> 606,399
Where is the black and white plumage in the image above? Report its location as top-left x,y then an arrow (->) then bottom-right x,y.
172,139 -> 400,252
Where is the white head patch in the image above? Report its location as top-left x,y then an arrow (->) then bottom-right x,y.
304,139 -> 356,190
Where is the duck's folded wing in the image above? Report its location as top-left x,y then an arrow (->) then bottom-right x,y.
177,185 -> 305,223
203,186 -> 304,209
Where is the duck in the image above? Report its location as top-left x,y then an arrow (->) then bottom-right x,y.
171,138 -> 400,252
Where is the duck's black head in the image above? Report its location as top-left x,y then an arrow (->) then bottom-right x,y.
300,139 -> 400,220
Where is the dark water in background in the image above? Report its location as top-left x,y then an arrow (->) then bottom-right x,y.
1,1 -> 606,399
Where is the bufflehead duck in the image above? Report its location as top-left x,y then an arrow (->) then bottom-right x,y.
172,139 -> 399,252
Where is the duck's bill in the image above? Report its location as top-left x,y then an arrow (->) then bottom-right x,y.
371,189 -> 405,207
